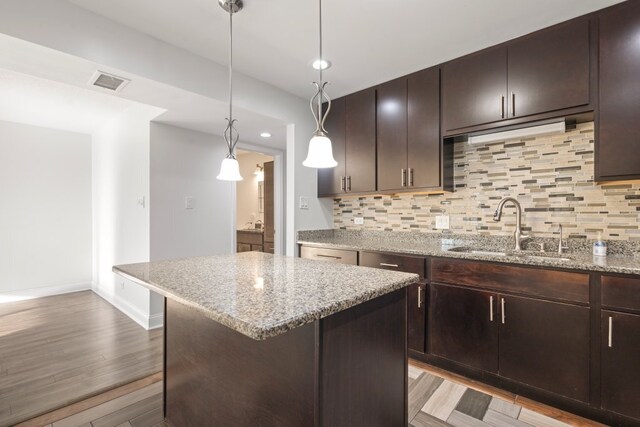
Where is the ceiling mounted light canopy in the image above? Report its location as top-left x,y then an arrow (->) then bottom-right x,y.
303,0 -> 337,169
216,0 -> 243,181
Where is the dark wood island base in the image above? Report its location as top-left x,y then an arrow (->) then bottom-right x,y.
164,288 -> 408,427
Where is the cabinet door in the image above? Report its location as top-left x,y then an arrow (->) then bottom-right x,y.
345,88 -> 376,193
407,282 -> 427,353
377,78 -> 408,191
317,98 -> 346,196
507,18 -> 590,118
442,46 -> 507,131
408,67 -> 441,189
601,310 -> 640,419
430,284 -> 498,373
597,1 -> 640,180
263,161 -> 274,245
498,295 -> 590,402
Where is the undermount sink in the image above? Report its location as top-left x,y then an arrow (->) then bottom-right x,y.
523,254 -> 573,262
447,247 -> 573,262
447,247 -> 508,257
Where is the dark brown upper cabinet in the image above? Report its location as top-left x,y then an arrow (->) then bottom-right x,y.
443,18 -> 591,135
317,88 -> 376,196
378,67 -> 444,192
443,46 -> 508,132
597,1 -> 640,181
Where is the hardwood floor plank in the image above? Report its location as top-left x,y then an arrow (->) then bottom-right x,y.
51,382 -> 162,427
15,374 -> 162,427
1,291 -> 162,426
128,407 -> 164,427
90,394 -> 162,427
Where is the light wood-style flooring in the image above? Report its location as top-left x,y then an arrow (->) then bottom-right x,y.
0,291 -> 163,426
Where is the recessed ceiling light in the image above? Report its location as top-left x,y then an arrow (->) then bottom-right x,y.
312,59 -> 332,70
260,132 -> 272,138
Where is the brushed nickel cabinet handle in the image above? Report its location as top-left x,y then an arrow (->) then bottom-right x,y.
401,169 -> 406,187
347,176 -> 352,192
340,176 -> 345,192
511,92 -> 515,117
418,286 -> 422,308
409,168 -> 414,187
490,296 -> 494,322
500,95 -> 505,118
380,263 -> 399,268
501,298 -> 506,324
608,316 -> 613,348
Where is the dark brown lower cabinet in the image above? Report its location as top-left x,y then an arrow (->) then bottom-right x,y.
498,295 -> 590,402
407,282 -> 426,353
430,284 -> 498,373
601,310 -> 640,419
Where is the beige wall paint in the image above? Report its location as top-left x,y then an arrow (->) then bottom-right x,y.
237,151 -> 273,230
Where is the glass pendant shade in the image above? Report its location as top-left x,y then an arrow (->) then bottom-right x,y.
217,157 -> 243,181
303,134 -> 337,168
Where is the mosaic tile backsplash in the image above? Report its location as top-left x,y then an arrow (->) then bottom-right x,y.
333,122 -> 640,241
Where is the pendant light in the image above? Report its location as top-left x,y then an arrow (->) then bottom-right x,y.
303,0 -> 338,169
216,0 -> 243,181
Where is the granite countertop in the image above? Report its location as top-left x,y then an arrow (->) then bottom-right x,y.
113,252 -> 418,340
297,230 -> 640,275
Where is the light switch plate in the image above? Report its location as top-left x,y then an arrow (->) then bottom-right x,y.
354,217 -> 364,225
185,196 -> 195,210
435,215 -> 450,230
299,197 -> 309,210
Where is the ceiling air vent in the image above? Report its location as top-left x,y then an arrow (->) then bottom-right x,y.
89,71 -> 130,93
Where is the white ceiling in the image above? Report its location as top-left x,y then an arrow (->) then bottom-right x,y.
0,68 -> 134,134
67,0 -> 624,99
0,34 -> 287,148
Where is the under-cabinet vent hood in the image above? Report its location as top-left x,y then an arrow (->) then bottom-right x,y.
468,120 -> 566,144
88,71 -> 130,93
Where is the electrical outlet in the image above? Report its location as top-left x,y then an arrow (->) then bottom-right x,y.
185,196 -> 195,210
435,215 -> 450,230
299,197 -> 309,210
354,217 -> 364,225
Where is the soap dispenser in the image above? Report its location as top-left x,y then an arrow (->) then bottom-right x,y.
593,232 -> 607,257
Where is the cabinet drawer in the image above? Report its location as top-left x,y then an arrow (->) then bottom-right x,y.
431,258 -> 589,304
602,275 -> 640,312
237,232 -> 263,245
300,246 -> 357,265
360,252 -> 425,278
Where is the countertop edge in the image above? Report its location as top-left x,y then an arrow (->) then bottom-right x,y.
297,240 -> 640,275
112,265 -> 419,340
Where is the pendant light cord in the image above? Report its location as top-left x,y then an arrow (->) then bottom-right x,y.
224,0 -> 239,158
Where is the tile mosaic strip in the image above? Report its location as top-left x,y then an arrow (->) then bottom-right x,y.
333,122 -> 640,241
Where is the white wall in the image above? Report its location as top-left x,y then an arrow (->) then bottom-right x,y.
0,0 -> 334,256
92,103 -> 164,329
0,120 -> 92,298
236,151 -> 273,229
150,122 -> 234,261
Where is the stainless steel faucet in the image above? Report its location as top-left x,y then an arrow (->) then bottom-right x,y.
493,197 -> 530,251
557,224 -> 569,255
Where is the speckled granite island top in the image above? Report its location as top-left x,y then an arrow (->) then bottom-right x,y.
113,252 -> 418,340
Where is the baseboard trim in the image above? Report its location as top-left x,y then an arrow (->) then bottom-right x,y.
0,282 -> 91,303
92,285 -> 164,330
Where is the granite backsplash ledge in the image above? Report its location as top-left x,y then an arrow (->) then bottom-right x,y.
297,229 -> 640,256
333,122 -> 640,241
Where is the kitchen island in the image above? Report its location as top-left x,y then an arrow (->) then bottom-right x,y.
114,252 -> 418,426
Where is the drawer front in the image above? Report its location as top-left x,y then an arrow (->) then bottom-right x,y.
300,246 -> 357,265
602,275 -> 640,312
360,251 -> 425,278
237,232 -> 263,245
431,258 -> 589,304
